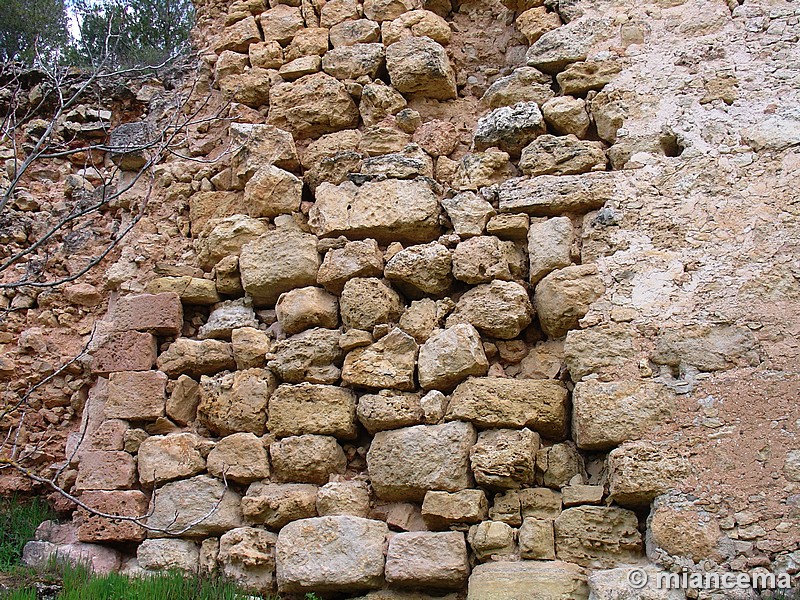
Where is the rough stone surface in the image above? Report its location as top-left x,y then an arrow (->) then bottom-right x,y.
607,442 -> 691,506
367,421 -> 477,501
268,73 -> 359,138
218,527 -> 278,594
138,539 -> 199,573
498,172 -> 620,216
75,451 -> 137,491
137,433 -> 206,486
318,240 -> 385,294
473,102 -> 546,157
198,368 -> 276,436
542,96 -> 590,138
384,242 -> 453,297
447,378 -> 568,439
357,390 -> 424,434
519,517 -> 556,560
528,217 -> 573,285
270,434 -> 347,484
534,265 -> 605,338
317,481 -> 371,517
146,475 -> 244,537
157,339 -> 236,378
242,482 -> 319,529
467,521 -> 516,561
342,328 -> 418,391
519,135 -> 607,177
106,370 -> 166,421
422,490 -> 488,530
244,165 -> 303,218
481,67 -> 555,109
340,278 -> 404,330
268,327 -> 343,384
77,490 -> 148,543
446,280 -> 532,339
440,192 -> 496,238
276,287 -> 339,335
310,179 -> 441,245
554,506 -> 643,568
572,380 -> 674,450
451,236 -> 520,285
385,531 -> 469,589
276,516 -> 389,593
386,37 -> 457,100
470,428 -> 540,489
467,561 -> 588,600
240,230 -> 320,306
206,432 -> 270,484
268,383 -> 357,439
418,324 -> 488,391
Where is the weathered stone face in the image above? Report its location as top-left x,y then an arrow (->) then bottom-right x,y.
218,528 -> 278,595
554,506 -> 643,568
367,421 -> 477,501
206,433 -> 270,484
137,433 -> 206,486
467,561 -> 589,600
268,383 -> 357,439
309,179 -> 441,244
268,328 -> 344,384
385,531 -> 470,589
146,475 -> 244,537
198,368 -> 277,437
446,280 -> 533,339
342,328 -> 419,391
240,230 -> 321,306
607,442 -> 691,506
385,37 -> 457,100
417,324 -> 488,391
446,378 -> 569,440
340,278 -> 404,331
276,517 -> 388,593
242,482 -> 319,530
470,428 -> 540,490
270,434 -> 347,484
572,380 -> 674,450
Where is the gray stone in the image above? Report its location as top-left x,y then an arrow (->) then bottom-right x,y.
473,102 -> 546,157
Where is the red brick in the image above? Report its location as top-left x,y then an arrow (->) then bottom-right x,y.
106,371 -> 166,421
113,292 -> 184,336
78,490 -> 149,543
91,331 -> 157,375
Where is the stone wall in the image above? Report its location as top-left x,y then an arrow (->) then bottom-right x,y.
8,0 -> 800,596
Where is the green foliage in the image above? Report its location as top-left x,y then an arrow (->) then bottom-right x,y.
0,496 -> 56,571
0,0 -> 69,63
2,561 -> 278,599
69,0 -> 195,68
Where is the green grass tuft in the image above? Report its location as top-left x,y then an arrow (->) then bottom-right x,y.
0,496 -> 56,571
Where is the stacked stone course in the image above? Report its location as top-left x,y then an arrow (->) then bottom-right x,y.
15,0 -> 800,596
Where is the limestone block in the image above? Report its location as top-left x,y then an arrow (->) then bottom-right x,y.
385,531 -> 469,589
138,539 -> 199,573
276,287 -> 339,335
342,328 -> 418,391
206,432 -> 270,484
268,383 -> 357,439
418,324 -> 488,391
137,432 -> 206,486
385,37 -> 457,100
106,370 -> 166,421
607,441 -> 691,506
467,561 -> 588,600
446,280 -> 532,339
268,328 -> 343,384
113,292 -> 183,336
197,368 -> 277,436
473,102 -> 546,157
533,264 -> 605,338
357,390 -> 424,434
554,506 -> 642,568
270,434 -> 347,484
470,428 -> 540,489
242,482 -> 319,529
157,338 -> 236,378
219,527 -> 278,594
422,490 -> 489,530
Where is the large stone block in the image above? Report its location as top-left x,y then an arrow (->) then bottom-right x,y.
422,490 -> 488,530
146,475 -> 244,537
268,72 -> 359,138
588,566 -> 686,600
242,482 -> 319,529
137,539 -> 199,573
270,434 -> 347,484
77,490 -> 148,543
386,37 -> 457,100
229,123 -> 300,188
572,380 -> 674,450
446,378 -> 568,440
498,172 -> 621,216
268,327 -> 344,384
451,236 -> 523,285
446,281 -> 532,339
240,230 -> 321,306
470,428 -> 540,490
554,506 -> 642,568
473,102 -> 546,157
207,432 -> 270,484
357,390 -> 423,434
417,324 -> 488,391
367,421 -> 477,501
607,442 -> 691,506
342,328 -> 419,391
533,265 -> 605,339
467,561 -> 589,600
340,277 -> 404,331
275,286 -> 339,335
385,531 -> 469,589
106,370 -> 166,421
137,432 -> 206,486
309,179 -> 441,245
90,331 -> 157,375
268,383 -> 357,439
75,451 -> 136,491
157,338 -> 236,378
467,521 -> 516,561
528,216 -> 573,285
384,242 -> 453,297
276,516 -> 388,593
317,240 -> 385,294
219,527 -> 278,594
112,292 -> 183,335
198,368 -> 277,436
